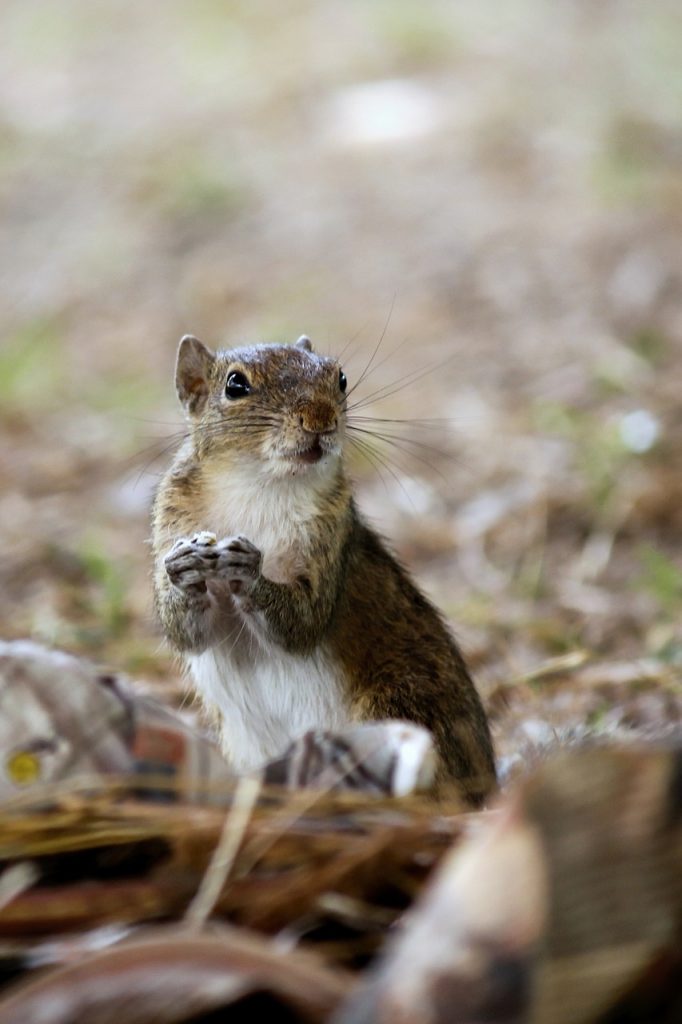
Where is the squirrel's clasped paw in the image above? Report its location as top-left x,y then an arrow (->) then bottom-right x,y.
165,533 -> 261,591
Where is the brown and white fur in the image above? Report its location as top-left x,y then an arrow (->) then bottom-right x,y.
152,334 -> 496,804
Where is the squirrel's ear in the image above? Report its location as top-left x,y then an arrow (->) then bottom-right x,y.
295,335 -> 313,352
175,335 -> 215,414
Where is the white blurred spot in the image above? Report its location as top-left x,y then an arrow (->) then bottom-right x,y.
389,475 -> 445,517
608,249 -> 666,315
325,79 -> 442,146
449,389 -> 497,438
453,480 -> 542,543
619,409 -> 660,453
108,473 -> 157,517
520,719 -> 554,746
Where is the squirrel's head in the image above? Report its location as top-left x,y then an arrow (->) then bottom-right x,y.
175,334 -> 348,478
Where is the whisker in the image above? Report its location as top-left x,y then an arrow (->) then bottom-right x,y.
346,351 -> 460,413
195,424 -> 274,436
128,439 -> 187,488
349,415 -> 454,429
347,435 -> 417,514
347,423 -> 454,461
343,296 -> 396,402
214,613 -> 250,655
347,425 -> 451,484
347,408 -> 463,515
347,436 -> 394,495
126,415 -> 280,482
192,420 -> 279,439
122,415 -> 187,428
197,415 -> 281,428
349,331 -> 415,392
122,431 -> 189,476
333,318 -> 372,365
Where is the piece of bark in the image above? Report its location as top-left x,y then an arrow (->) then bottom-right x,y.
336,745 -> 682,1024
0,924 -> 350,1024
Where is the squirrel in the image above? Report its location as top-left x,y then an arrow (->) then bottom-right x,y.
151,334 -> 496,804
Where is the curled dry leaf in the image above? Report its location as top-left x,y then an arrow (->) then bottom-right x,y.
0,641 -> 437,802
336,745 -> 682,1024
0,640 -> 235,804
262,720 -> 437,797
0,925 -> 350,1024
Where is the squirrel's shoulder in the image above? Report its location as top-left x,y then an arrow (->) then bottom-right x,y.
152,445 -> 203,540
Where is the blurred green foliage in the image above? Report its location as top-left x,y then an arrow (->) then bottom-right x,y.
137,151 -> 248,221
369,1 -> 461,67
637,545 -> 682,619
0,320 -> 65,410
78,538 -> 130,639
532,402 -> 634,517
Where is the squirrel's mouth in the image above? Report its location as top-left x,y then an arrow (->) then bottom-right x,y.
282,436 -> 333,466
293,438 -> 324,464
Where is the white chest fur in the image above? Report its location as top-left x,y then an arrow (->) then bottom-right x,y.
203,461 -> 328,579
188,460 -> 350,771
188,646 -> 349,770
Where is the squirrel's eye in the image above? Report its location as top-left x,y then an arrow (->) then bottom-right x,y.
339,370 -> 347,393
225,371 -> 250,399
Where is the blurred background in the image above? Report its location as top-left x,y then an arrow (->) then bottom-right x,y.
1,0 -> 680,768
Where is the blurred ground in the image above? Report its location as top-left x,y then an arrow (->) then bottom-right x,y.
0,0 -> 680,771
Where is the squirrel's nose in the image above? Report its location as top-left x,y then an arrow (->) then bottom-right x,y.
299,405 -> 337,434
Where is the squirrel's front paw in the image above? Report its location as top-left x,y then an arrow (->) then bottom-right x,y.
164,532 -> 220,591
164,533 -> 261,593
213,535 -> 262,590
